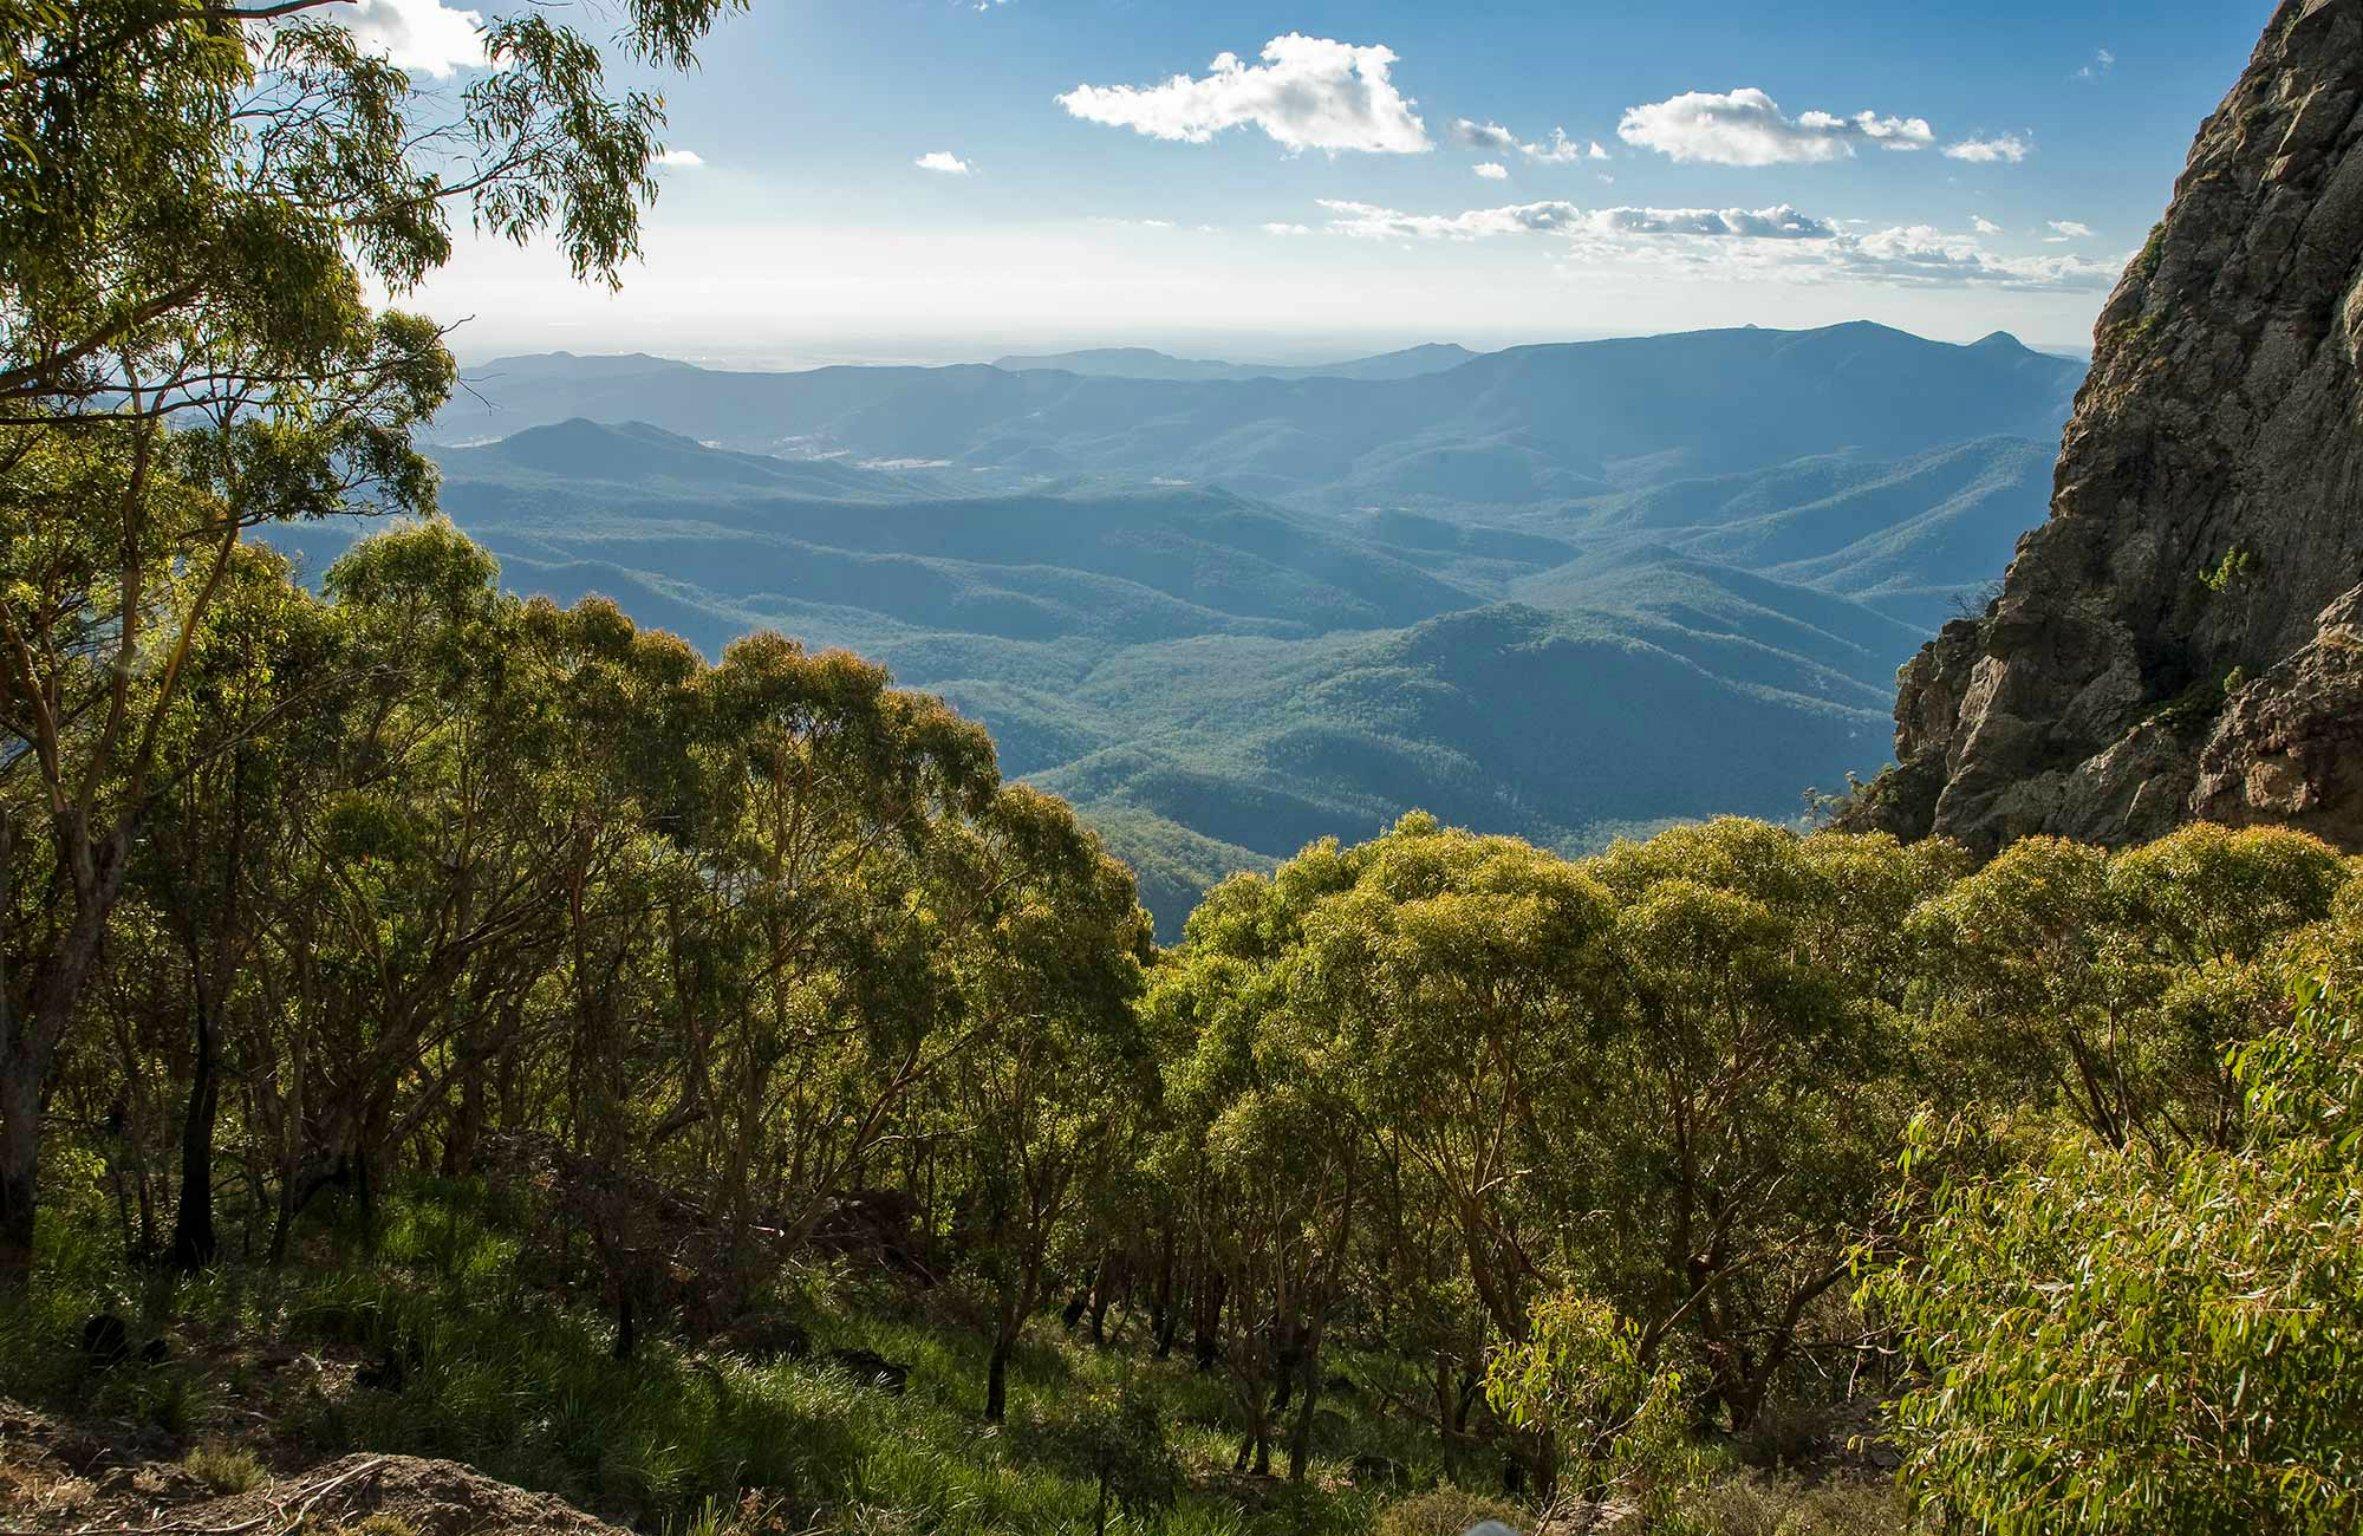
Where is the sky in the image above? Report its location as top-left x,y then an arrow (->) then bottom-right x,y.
341,0 -> 2278,365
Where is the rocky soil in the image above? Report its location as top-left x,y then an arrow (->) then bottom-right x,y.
0,1399 -> 625,1536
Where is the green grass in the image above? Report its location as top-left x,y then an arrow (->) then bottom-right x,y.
0,1176 -> 1438,1535
2,1170 -> 1903,1534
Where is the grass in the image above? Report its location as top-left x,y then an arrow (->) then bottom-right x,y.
1,1168 -> 1905,1535
183,1439 -> 268,1494
0,1176 -> 1424,1535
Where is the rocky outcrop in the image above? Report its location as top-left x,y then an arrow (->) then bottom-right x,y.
1843,0 -> 2363,853
2191,584 -> 2363,841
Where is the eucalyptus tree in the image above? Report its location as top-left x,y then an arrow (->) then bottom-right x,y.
251,522 -> 578,1250
1147,845 -> 1374,1479
0,0 -> 746,1279
1914,824 -> 2350,1151
1873,978 -> 2363,1536
940,785 -> 1152,1422
1296,816 -> 1613,1349
1575,820 -> 1949,1429
134,542 -> 342,1266
684,632 -> 998,1245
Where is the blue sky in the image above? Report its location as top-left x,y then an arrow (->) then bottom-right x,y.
355,0 -> 2275,362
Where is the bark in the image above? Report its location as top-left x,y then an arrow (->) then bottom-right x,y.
0,831 -> 129,1284
167,998 -> 221,1270
985,1331 -> 1014,1423
1285,1342 -> 1323,1482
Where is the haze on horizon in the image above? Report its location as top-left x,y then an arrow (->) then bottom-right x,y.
339,0 -> 2276,364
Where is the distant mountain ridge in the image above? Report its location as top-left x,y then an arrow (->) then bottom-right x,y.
986,342 -> 1480,383
314,321 -> 2098,929
433,323 -> 2083,508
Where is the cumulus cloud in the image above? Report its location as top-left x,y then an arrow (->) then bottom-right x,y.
1973,215 -> 2004,235
653,149 -> 705,168
916,151 -> 972,174
2076,47 -> 2116,81
1830,225 -> 2117,288
1301,197 -> 2120,291
1315,198 -> 1834,242
1945,134 -> 2030,164
1449,119 -> 1521,155
1448,120 -> 1606,165
1263,222 -> 1314,236
334,0 -> 487,77
1475,162 -> 1509,180
1617,88 -> 1933,166
1057,35 -> 1431,153
2047,219 -> 2095,240
1596,205 -> 1836,238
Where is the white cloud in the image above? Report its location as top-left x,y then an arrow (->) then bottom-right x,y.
333,0 -> 487,77
1944,134 -> 2030,164
916,151 -> 973,174
2046,219 -> 2095,240
1474,162 -> 1509,180
1617,87 -> 1933,166
1262,222 -> 1314,236
653,149 -> 705,169
1448,120 -> 1607,166
1316,198 -> 1836,242
1305,198 -> 2119,291
1522,128 -> 1585,164
1058,35 -> 1431,153
2076,47 -> 2117,81
1449,120 -> 1521,155
1829,225 -> 2118,288
1973,215 -> 2004,235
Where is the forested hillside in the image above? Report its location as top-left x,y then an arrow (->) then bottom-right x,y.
271,362 -> 2062,931
7,2 -> 2363,1536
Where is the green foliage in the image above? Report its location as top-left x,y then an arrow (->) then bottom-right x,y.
1869,979 -> 2363,1535
1012,1383 -> 1184,1535
1370,1488 -> 1525,1536
2131,223 -> 2169,289
2200,543 -> 2258,593
0,0 -> 750,1278
1488,1291 -> 1693,1521
182,1440 -> 267,1494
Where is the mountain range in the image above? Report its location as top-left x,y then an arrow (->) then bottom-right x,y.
290,322 -> 2088,929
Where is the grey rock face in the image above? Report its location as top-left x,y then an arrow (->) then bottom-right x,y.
1844,0 -> 2363,853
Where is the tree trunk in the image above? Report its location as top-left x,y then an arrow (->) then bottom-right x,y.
614,1289 -> 637,1361
1193,1273 -> 1226,1372
169,1000 -> 221,1270
985,1331 -> 1015,1423
0,1062 -> 36,1284
1286,1348 -> 1323,1482
0,827 -> 132,1288
1150,1234 -> 1177,1359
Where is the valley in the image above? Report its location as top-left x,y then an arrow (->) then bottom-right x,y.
298,324 -> 2077,928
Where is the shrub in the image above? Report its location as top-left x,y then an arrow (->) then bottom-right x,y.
1372,1487 -> 1525,1536
1870,979 -> 2363,1535
183,1441 -> 267,1494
